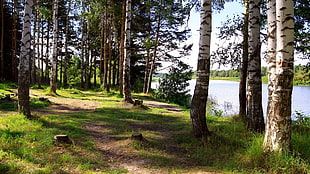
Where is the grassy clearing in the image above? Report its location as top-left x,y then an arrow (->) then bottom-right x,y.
0,83 -> 309,173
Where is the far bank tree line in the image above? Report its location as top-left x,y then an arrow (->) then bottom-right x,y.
209,65 -> 310,85
0,0 -> 309,156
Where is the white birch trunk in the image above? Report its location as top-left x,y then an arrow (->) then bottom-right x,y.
18,0 -> 34,118
263,0 -> 294,152
123,0 -> 133,103
190,0 -> 212,139
246,0 -> 265,132
50,0 -> 58,94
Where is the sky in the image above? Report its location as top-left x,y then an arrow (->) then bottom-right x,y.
183,1 -> 245,71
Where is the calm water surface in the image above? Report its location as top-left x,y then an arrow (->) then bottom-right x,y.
152,79 -> 310,116
189,79 -> 310,116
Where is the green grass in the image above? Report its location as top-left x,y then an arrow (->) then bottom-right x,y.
0,82 -> 309,173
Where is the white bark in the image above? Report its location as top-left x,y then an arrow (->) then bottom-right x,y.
50,0 -> 58,94
246,0 -> 265,132
190,0 -> 212,138
123,0 -> 133,103
263,0 -> 294,152
18,0 -> 34,117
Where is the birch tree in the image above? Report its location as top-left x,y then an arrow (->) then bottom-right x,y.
50,0 -> 58,94
123,0 -> 133,103
263,0 -> 294,152
18,0 -> 34,118
246,0 -> 265,133
190,0 -> 212,139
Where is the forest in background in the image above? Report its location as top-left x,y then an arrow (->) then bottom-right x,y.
0,0 -> 192,94
209,65 -> 310,86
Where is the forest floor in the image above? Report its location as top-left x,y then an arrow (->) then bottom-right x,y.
1,86 -> 309,173
30,90 -> 220,174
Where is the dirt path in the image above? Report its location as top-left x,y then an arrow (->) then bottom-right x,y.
31,93 -> 218,173
33,96 -> 102,114
143,99 -> 184,113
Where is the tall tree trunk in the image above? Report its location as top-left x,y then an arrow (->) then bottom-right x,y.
45,20 -> 50,83
0,0 -> 4,79
123,0 -> 133,103
50,0 -> 59,94
40,19 -> 44,85
143,48 -> 151,93
31,5 -> 37,84
100,14 -> 104,85
108,17 -> 113,91
143,9 -> 151,94
190,0 -> 212,139
119,0 -> 125,95
93,51 -> 97,87
80,2 -> 86,89
37,16 -> 42,88
263,0 -> 294,152
63,1 -> 71,87
11,0 -> 18,82
18,0 -> 34,118
112,24 -> 118,87
246,0 -> 265,133
146,12 -> 161,94
85,20 -> 91,89
239,0 -> 249,122
103,7 -> 110,92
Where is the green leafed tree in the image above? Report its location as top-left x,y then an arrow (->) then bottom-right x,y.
155,61 -> 193,107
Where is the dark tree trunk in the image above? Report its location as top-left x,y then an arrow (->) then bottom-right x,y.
239,0 -> 249,122
11,0 -> 18,82
0,0 -> 4,78
119,0 -> 126,95
100,14 -> 104,85
146,14 -> 161,94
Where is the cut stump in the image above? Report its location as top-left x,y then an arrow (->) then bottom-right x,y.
1,94 -> 12,101
131,133 -> 143,141
54,134 -> 71,144
39,97 -> 47,101
133,99 -> 143,106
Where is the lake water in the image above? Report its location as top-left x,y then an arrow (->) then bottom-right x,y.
152,79 -> 310,117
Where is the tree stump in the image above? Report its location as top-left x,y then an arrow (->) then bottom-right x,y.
39,97 -> 49,102
54,135 -> 71,144
131,133 -> 143,141
1,94 -> 11,101
133,99 -> 143,106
